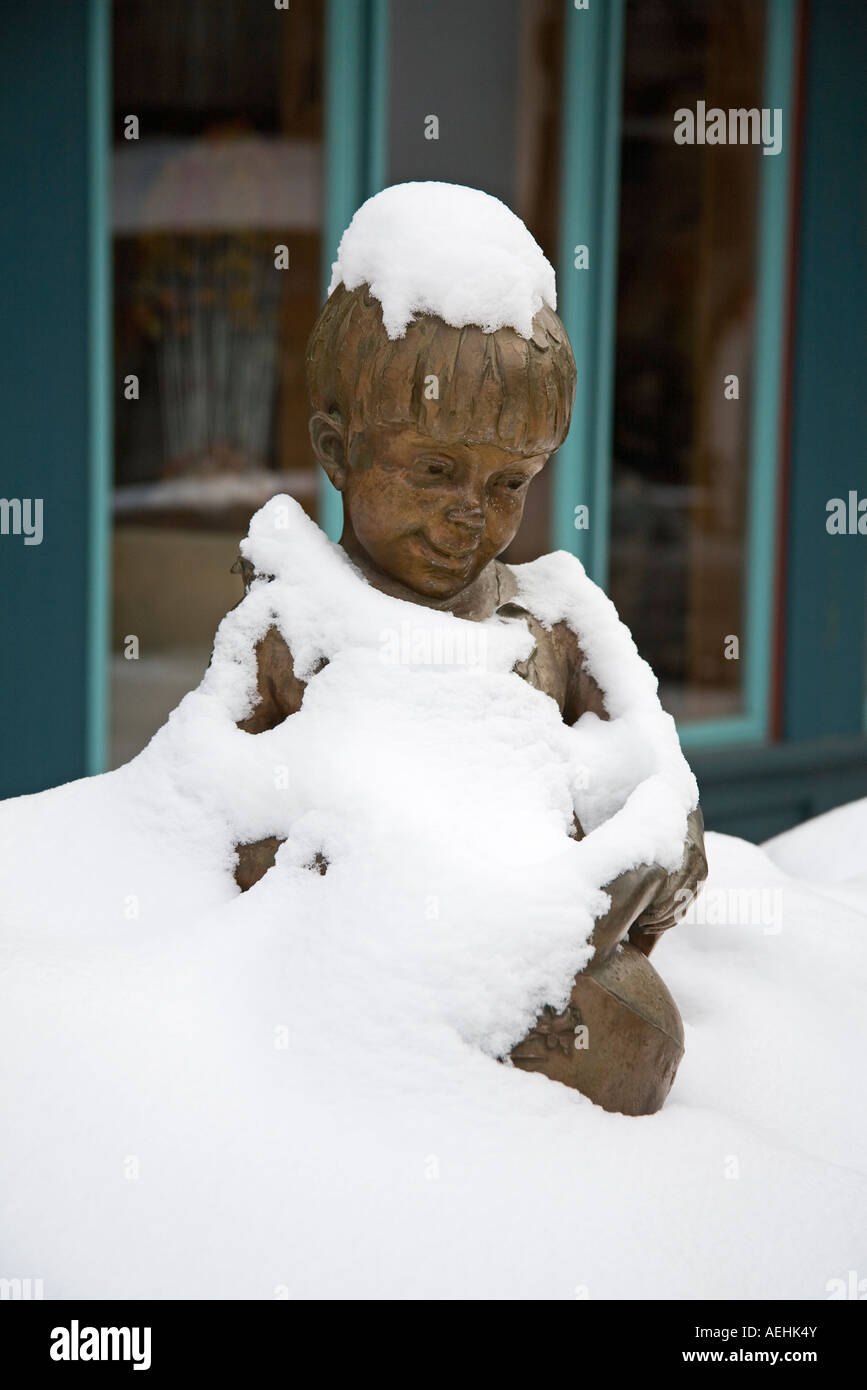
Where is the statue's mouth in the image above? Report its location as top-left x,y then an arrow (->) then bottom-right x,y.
415,534 -> 479,571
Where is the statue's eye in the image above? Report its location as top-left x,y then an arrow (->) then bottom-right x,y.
501,475 -> 527,491
421,458 -> 449,477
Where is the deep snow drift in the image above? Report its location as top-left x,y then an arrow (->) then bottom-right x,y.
0,500 -> 864,1299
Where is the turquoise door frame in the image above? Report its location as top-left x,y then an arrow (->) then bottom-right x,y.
554,0 -> 798,751
318,0 -> 390,541
553,0 -> 625,582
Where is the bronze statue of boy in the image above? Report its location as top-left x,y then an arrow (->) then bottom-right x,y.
232,277 -> 707,1116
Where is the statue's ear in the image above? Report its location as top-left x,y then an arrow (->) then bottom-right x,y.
309,411 -> 347,491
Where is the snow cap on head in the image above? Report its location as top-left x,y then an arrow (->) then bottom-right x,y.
327,181 -> 558,341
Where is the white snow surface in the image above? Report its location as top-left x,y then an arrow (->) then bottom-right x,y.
0,498 -> 864,1299
765,797 -> 867,882
327,182 -> 558,340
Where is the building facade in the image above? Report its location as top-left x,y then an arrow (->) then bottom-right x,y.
1,0 -> 865,840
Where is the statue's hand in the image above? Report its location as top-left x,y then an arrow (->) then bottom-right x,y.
590,860 -> 667,960
629,806 -> 708,956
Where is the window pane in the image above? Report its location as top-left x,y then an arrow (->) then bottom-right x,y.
110,0 -> 324,766
386,0 -> 565,564
610,0 -> 767,723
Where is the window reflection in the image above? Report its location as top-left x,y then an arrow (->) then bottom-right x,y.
610,0 -> 767,722
111,0 -> 324,765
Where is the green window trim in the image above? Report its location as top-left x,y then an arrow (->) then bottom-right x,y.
553,0 -> 625,581
319,0 -> 391,541
554,0 -> 798,752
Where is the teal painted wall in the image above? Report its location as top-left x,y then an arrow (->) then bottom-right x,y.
783,0 -> 867,741
693,736 -> 867,842
0,1 -> 94,796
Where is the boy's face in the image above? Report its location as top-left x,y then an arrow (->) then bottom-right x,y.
341,422 -> 549,599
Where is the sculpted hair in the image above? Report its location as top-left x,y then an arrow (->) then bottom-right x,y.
306,282 -> 576,453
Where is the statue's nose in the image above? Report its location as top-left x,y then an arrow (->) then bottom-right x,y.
446,499 -> 485,533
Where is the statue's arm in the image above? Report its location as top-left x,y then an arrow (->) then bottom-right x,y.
231,625 -> 305,890
557,622 -> 609,726
585,803 -> 708,962
236,625 -> 306,733
556,621 -> 708,957
628,806 -> 707,955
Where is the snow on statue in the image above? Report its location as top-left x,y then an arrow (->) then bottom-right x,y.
231,179 -> 706,1113
0,183 -> 864,1300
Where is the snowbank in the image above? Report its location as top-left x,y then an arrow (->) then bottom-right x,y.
0,500 -> 863,1299
765,797 -> 867,885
